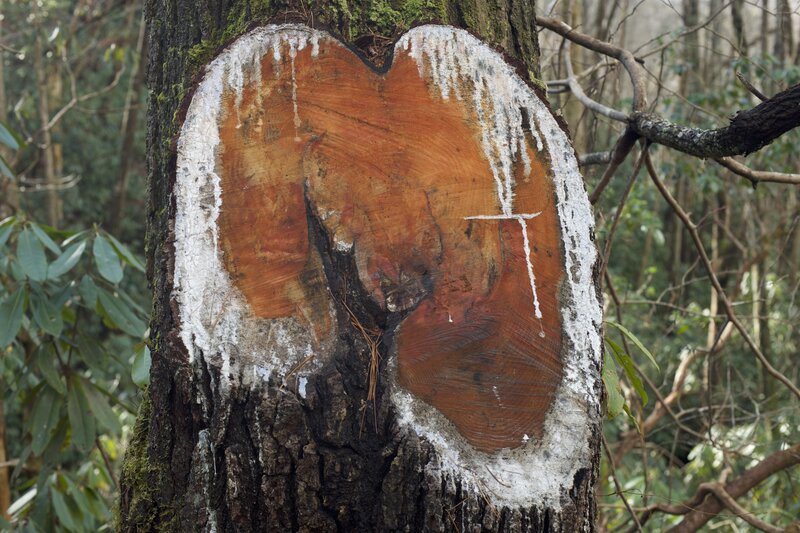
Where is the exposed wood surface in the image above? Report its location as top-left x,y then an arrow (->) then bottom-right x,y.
217,31 -> 564,452
120,2 -> 602,528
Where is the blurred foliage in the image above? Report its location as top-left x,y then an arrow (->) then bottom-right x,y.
1,0 -> 149,530
570,33 -> 800,531
0,215 -> 150,531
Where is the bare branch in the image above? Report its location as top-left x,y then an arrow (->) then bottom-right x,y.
578,151 -> 611,166
602,432 -> 644,532
698,483 -> 782,533
539,16 -> 800,170
715,156 -> 800,185
668,444 -> 800,532
630,83 -> 800,159
735,71 -> 768,102
598,144 -> 647,281
562,40 -> 628,122
536,15 -> 647,111
632,444 -> 800,531
589,129 -> 639,204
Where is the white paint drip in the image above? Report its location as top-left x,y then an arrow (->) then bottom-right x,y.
518,217 -> 544,326
289,39 -> 302,141
464,212 -> 541,220
394,25 -> 602,510
298,377 -> 308,398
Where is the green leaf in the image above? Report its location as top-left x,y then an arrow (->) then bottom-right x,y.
116,287 -> 147,317
9,257 -> 26,282
67,377 -> 96,452
0,122 -> 21,150
82,381 -> 122,434
51,282 -> 72,310
30,290 -> 64,337
97,288 -> 145,337
0,287 -> 26,347
0,155 -> 13,180
30,483 -> 53,529
63,477 -> 95,526
48,240 -> 87,279
606,338 -> 648,406
34,344 -> 65,395
75,334 -> 105,373
92,235 -> 123,284
0,220 -> 15,249
78,274 -> 97,308
105,232 -> 145,272
61,230 -> 87,247
30,386 -> 62,455
605,320 -> 659,369
17,227 -> 48,281
132,345 -> 151,387
30,223 -> 61,255
0,155 -> 12,179
41,419 -> 68,466
51,485 -> 80,531
602,352 -> 625,420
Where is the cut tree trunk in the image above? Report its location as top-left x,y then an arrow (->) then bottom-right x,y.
119,2 -> 602,532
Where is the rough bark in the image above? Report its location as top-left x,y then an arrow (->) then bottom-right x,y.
118,1 -> 601,532
629,82 -> 800,159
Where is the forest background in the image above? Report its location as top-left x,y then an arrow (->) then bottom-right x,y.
0,0 -> 798,531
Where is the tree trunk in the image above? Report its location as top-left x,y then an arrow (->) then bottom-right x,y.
118,1 -> 602,532
32,0 -> 62,227
108,8 -> 147,235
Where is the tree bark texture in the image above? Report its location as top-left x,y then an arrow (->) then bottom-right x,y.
629,81 -> 800,159
119,1 -> 601,532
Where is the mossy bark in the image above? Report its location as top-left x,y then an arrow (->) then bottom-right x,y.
118,1 -> 598,531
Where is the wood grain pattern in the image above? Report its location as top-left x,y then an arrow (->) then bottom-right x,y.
216,33 -> 564,452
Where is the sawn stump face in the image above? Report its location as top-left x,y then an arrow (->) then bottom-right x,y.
216,29 -> 564,452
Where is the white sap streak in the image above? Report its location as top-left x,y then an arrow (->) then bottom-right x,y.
398,28 -> 544,217
518,217 -> 544,323
396,26 -> 602,509
174,25 -> 327,395
310,33 -> 320,57
289,40 -> 301,142
464,212 -> 541,220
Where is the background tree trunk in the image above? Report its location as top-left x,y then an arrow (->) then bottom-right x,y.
118,1 -> 600,531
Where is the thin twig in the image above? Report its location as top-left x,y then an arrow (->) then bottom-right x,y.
589,129 -> 639,204
735,71 -> 768,102
599,143 -> 648,281
715,156 -> 800,185
537,16 -> 647,111
602,432 -> 644,532
562,40 -> 628,122
95,437 -> 119,489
